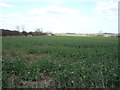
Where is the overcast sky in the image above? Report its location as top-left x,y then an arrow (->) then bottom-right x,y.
0,0 -> 118,33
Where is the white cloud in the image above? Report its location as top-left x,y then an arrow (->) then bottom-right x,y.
0,3 -> 13,7
26,6 -> 96,33
93,1 -> 117,12
93,1 -> 118,20
1,0 -> 118,3
48,0 -> 64,4
26,6 -> 95,33
9,13 -> 23,17
0,5 -> 97,33
0,13 -> 28,30
29,6 -> 80,16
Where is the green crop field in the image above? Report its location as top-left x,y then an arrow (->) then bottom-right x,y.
2,36 -> 119,88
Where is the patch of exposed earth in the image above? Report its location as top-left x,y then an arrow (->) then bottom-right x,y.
8,74 -> 54,88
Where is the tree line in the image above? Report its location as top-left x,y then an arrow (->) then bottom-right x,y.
0,29 -> 54,36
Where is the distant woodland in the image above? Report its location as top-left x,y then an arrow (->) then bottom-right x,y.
0,29 -> 54,36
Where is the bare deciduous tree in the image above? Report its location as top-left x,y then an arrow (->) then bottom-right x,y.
15,25 -> 20,31
21,25 -> 25,31
35,28 -> 43,33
